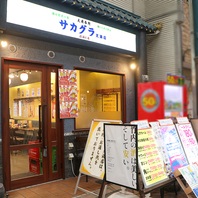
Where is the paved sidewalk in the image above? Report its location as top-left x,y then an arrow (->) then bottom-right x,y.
5,176 -> 190,198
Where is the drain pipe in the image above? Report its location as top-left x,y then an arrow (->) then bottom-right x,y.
189,0 -> 197,117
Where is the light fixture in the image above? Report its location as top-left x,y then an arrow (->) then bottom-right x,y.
9,73 -> 14,78
20,72 -> 28,82
9,78 -> 11,85
15,72 -> 19,77
87,90 -> 89,93
1,41 -> 7,48
130,64 -> 136,69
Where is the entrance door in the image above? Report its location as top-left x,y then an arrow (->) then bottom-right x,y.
2,59 -> 64,190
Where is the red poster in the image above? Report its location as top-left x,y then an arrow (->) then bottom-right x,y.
59,69 -> 78,118
60,102 -> 78,119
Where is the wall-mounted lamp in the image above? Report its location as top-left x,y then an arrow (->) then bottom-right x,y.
130,63 -> 136,70
1,41 -> 7,48
9,78 -> 11,85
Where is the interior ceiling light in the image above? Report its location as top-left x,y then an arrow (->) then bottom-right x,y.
20,72 -> 28,82
9,73 -> 14,78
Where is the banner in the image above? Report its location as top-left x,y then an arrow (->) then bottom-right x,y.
59,69 -> 78,118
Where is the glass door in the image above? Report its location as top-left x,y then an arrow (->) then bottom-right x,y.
2,60 -> 63,190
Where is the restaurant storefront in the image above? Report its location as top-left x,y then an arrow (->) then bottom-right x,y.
0,0 -> 156,190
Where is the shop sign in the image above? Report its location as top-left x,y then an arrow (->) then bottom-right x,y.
167,73 -> 185,86
7,0 -> 136,52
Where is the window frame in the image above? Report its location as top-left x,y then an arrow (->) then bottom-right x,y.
73,67 -> 126,132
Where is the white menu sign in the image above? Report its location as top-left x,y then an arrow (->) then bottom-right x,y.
104,124 -> 138,190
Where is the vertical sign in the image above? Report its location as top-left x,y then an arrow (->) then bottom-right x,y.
80,120 -> 121,179
59,69 -> 78,118
138,128 -> 168,188
149,122 -> 170,165
176,124 -> 198,164
159,125 -> 188,171
104,124 -> 138,190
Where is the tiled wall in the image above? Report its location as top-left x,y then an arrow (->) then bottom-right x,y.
64,133 -> 88,178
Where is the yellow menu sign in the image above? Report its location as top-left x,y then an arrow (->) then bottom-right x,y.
103,94 -> 117,112
138,128 -> 168,188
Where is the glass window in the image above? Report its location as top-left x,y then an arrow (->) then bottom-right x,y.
76,70 -> 122,129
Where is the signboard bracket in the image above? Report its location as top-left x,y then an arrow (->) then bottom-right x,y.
138,174 -> 177,198
173,169 -> 194,198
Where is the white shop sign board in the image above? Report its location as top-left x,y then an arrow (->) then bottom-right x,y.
7,0 -> 136,53
104,124 -> 138,190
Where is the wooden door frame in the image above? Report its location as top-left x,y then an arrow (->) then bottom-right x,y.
1,57 -> 64,190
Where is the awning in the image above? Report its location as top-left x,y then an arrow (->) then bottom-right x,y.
51,0 -> 157,33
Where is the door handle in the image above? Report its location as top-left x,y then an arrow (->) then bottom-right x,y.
42,105 -> 47,157
39,105 -> 47,157
39,105 -> 42,142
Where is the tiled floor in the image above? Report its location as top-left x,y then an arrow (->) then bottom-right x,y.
5,176 -> 189,198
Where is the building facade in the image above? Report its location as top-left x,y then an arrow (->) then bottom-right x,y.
0,0 -> 156,191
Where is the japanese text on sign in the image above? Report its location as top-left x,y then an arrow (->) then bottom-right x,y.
138,128 -> 168,188
105,124 -> 138,189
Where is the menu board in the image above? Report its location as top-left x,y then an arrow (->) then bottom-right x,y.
176,124 -> 198,164
138,128 -> 168,188
159,125 -> 188,171
130,120 -> 150,129
102,94 -> 117,112
149,122 -> 170,165
179,164 -> 198,197
104,124 -> 138,190
191,119 -> 198,140
80,119 -> 121,179
59,69 -> 78,118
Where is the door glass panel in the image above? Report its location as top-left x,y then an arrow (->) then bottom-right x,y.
51,72 -> 56,141
9,69 -> 42,145
10,148 -> 43,180
52,146 -> 57,172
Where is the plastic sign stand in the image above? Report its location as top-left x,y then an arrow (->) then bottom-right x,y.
108,187 -> 139,198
